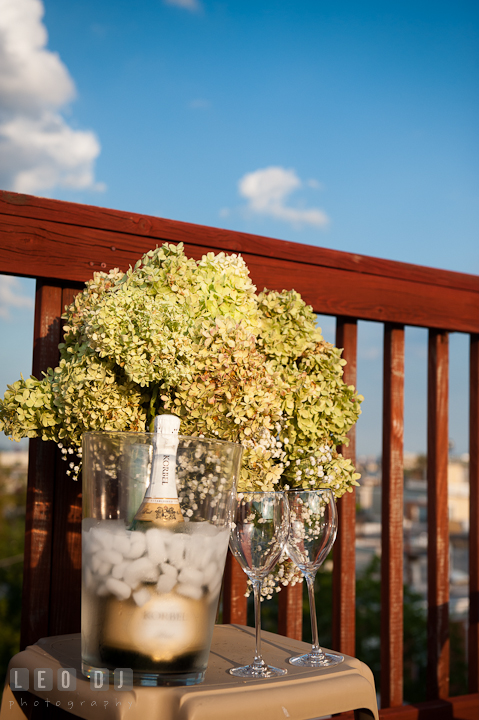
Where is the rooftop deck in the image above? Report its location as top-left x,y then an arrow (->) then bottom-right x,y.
1,188 -> 478,719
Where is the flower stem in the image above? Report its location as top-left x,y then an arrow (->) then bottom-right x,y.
148,385 -> 159,429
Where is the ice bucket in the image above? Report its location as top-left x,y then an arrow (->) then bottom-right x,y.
81,431 -> 243,686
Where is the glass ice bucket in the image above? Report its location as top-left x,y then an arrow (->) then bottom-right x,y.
81,431 -> 243,686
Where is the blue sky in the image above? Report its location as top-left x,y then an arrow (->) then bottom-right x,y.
0,0 -> 478,455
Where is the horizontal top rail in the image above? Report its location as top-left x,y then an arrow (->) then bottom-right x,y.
1,190 -> 479,333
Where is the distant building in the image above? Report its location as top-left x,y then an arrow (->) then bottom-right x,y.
355,452 -> 470,618
448,458 -> 469,533
0,450 -> 29,470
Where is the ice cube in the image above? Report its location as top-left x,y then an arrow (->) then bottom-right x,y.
132,587 -> 151,607
202,561 -> 219,586
105,577 -> 131,601
90,554 -> 102,573
114,534 -> 131,557
156,574 -> 176,594
97,561 -> 112,577
145,528 -> 167,565
123,557 -> 159,588
177,583 -> 202,600
111,561 -> 130,580
98,549 -> 123,565
167,533 -> 187,569
178,567 -> 204,587
160,563 -> 178,580
125,531 -> 147,559
90,527 -> 114,550
89,539 -> 102,555
82,532 -> 101,556
185,535 -> 215,570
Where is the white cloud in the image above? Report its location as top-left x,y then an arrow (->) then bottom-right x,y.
0,276 -> 34,319
0,113 -> 104,193
0,0 -> 103,194
238,166 -> 330,228
163,0 -> 202,11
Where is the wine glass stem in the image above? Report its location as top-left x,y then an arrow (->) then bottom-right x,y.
252,579 -> 265,670
305,573 -> 322,655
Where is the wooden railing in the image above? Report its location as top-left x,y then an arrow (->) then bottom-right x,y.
1,189 -> 478,719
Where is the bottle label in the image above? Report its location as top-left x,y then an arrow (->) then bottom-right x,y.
133,594 -> 203,660
135,498 -> 183,525
103,592 -> 207,662
148,452 -> 178,498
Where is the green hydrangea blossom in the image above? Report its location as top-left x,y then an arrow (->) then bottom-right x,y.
0,375 -> 58,442
257,289 -> 362,495
0,346 -> 147,454
0,243 -> 362,497
160,317 -> 284,492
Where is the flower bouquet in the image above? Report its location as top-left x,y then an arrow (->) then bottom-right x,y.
0,242 -> 362,593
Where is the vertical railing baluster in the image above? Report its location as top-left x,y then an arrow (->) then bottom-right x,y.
21,280 -> 63,649
278,583 -> 303,640
381,323 -> 405,707
332,317 -> 358,657
222,551 -> 248,625
469,333 -> 479,693
48,286 -> 83,637
427,329 -> 450,700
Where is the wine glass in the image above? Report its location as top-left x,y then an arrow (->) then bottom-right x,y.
286,489 -> 344,667
229,491 -> 290,678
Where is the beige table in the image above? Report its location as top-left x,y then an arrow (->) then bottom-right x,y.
1,625 -> 378,720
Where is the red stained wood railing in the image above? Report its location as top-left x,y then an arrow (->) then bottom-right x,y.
427,330 -> 450,700
277,581 -> 303,640
332,317 -> 357,658
48,286 -> 83,638
21,281 -> 85,647
381,323 -> 405,708
1,190 -> 479,333
21,281 -> 63,648
469,334 -> 479,694
221,552 -> 248,625
1,190 -> 479,719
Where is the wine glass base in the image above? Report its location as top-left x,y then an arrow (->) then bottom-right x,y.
288,651 -> 344,668
229,663 -> 287,678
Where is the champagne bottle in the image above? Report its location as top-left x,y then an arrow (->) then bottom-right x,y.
101,413 -> 209,668
132,413 -> 183,528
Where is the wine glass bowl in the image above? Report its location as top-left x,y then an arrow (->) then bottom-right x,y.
286,489 -> 344,668
228,491 -> 289,678
230,495 -> 287,579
